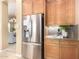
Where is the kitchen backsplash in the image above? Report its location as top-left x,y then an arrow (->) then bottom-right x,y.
45,25 -> 78,40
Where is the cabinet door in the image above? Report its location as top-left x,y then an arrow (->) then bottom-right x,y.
46,0 -> 57,25
56,0 -> 75,25
44,39 -> 60,59
65,0 -> 75,25
23,0 -> 32,16
60,46 -> 78,59
32,0 -> 45,14
56,0 -> 67,25
60,41 -> 79,59
45,45 -> 59,59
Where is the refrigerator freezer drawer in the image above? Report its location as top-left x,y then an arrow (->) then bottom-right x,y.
22,43 -> 42,59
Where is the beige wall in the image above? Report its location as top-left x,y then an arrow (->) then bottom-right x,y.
16,0 -> 22,55
2,1 -> 8,49
0,1 -> 2,50
0,0 -> 8,49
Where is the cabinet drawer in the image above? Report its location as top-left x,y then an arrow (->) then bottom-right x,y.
45,39 -> 59,45
60,40 -> 79,46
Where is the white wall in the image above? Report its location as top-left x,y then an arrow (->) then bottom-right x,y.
8,0 -> 16,17
0,0 -> 8,49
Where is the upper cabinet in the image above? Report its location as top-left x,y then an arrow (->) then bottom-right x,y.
65,0 -> 75,25
57,0 -> 75,25
23,0 -> 75,25
56,0 -> 67,25
46,0 -> 57,25
32,0 -> 45,14
23,0 -> 32,15
46,0 -> 75,25
23,0 -> 45,16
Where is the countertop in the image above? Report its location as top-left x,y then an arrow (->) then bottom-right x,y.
45,36 -> 79,41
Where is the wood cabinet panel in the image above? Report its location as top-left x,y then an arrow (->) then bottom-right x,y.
45,39 -> 59,45
46,0 -> 75,25
46,0 -> 57,25
23,0 -> 45,15
44,39 -> 59,59
65,0 -> 75,25
44,39 -> 79,59
23,0 -> 32,16
57,0 -> 75,25
32,0 -> 44,14
60,40 -> 79,46
56,0 -> 67,25
45,45 -> 59,59
60,40 -> 79,59
60,47 -> 78,59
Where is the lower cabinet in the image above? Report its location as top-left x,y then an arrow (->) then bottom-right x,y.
44,39 -> 79,59
44,39 -> 60,59
60,46 -> 78,59
60,40 -> 79,59
45,45 -> 59,59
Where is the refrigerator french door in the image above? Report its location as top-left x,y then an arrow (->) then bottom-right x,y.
22,14 -> 44,59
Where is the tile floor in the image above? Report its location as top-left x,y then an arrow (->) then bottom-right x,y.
0,44 -> 24,59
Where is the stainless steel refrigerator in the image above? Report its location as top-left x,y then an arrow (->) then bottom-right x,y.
22,14 -> 44,59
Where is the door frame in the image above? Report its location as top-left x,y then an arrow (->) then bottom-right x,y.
0,0 -> 23,56
16,0 -> 23,56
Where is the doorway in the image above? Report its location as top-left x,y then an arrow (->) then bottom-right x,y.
0,0 -> 22,57
7,0 -> 23,55
8,0 -> 16,52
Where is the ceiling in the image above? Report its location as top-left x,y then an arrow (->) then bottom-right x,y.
8,0 -> 16,18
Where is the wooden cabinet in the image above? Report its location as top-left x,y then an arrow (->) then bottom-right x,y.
56,0 -> 67,25
57,0 -> 75,25
65,0 -> 75,25
44,39 -> 60,59
60,40 -> 79,59
44,39 -> 79,59
46,0 -> 57,25
23,0 -> 75,24
32,0 -> 45,14
60,47 -> 78,59
23,0 -> 45,16
23,0 -> 32,15
46,0 -> 75,25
